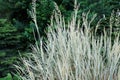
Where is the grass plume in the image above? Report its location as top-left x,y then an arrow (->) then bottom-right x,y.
14,1 -> 120,80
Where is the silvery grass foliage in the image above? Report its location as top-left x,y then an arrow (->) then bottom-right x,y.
14,0 -> 120,80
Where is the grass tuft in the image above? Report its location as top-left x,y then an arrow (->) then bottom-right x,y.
14,1 -> 120,80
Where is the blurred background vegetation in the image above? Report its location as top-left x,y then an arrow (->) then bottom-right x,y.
0,0 -> 120,79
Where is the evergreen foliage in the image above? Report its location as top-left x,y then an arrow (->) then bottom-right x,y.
0,19 -> 24,77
